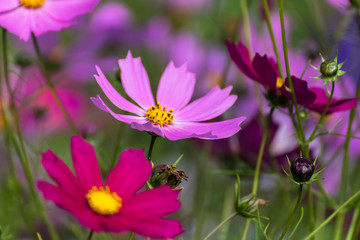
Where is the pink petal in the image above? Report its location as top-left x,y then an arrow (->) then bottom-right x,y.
91,95 -> 164,137
94,66 -> 144,115
42,0 -> 100,22
164,117 -> 246,140
0,0 -> 18,12
29,8 -> 73,39
122,186 -> 181,217
156,62 -> 195,111
0,8 -> 31,41
41,150 -> 81,195
118,51 -> 155,109
70,135 -> 103,190
175,86 -> 237,121
105,149 -> 152,199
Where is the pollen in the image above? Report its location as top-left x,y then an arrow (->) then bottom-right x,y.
276,77 -> 285,89
85,186 -> 122,215
145,102 -> 175,126
20,0 -> 45,8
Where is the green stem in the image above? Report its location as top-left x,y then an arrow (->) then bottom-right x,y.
308,82 -> 335,142
345,207 -> 360,240
31,33 -> 78,134
240,0 -> 252,51
252,108 -> 274,195
128,232 -> 135,240
262,0 -> 283,78
304,190 -> 360,240
279,184 -> 303,240
147,134 -> 158,161
202,212 -> 237,240
242,108 -> 274,239
307,184 -> 314,238
86,230 -> 93,240
241,220 -> 251,240
279,0 -> 308,157
334,78 -> 360,240
2,28 -> 59,240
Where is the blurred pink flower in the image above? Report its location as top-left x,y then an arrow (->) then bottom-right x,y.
16,67 -> 87,134
91,51 -> 245,140
38,136 -> 183,238
0,0 -> 100,41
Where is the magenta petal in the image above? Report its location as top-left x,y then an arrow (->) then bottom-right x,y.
252,54 -> 278,89
165,117 -> 246,140
71,135 -> 103,190
91,96 -> 164,136
156,62 -> 195,111
281,76 -> 317,106
94,66 -> 144,115
122,186 -> 181,217
43,0 -> 100,22
0,0 -> 18,12
110,214 -> 184,239
106,149 -> 152,199
176,86 -> 237,121
0,8 -> 31,41
41,150 -> 81,195
307,88 -> 358,114
118,51 -> 155,109
226,41 -> 261,81
29,8 -> 73,38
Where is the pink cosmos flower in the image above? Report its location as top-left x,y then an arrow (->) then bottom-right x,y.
91,51 -> 245,140
0,0 -> 100,41
37,135 -> 184,238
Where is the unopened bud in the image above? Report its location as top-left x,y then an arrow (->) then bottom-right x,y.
291,157 -> 315,183
150,164 -> 188,189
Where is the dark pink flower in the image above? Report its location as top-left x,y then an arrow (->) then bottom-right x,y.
91,51 -> 245,140
0,0 -> 100,41
226,41 -> 358,114
37,136 -> 184,238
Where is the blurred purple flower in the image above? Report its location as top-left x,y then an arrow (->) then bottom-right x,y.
91,51 -> 245,140
226,41 -> 358,114
0,0 -> 100,41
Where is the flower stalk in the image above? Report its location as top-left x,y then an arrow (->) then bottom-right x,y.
31,33 -> 78,134
279,184 -> 303,240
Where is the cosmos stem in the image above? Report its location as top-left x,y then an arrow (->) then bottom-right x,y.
279,184 -> 303,240
31,33 -> 78,134
87,230 -> 93,240
147,134 -> 158,161
2,29 -> 59,240
334,78 -> 360,240
201,212 -> 237,240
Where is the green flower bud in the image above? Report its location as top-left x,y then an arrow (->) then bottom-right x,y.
320,60 -> 338,77
235,194 -> 268,218
149,164 -> 188,189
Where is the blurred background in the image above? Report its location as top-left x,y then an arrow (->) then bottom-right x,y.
1,0 -> 360,239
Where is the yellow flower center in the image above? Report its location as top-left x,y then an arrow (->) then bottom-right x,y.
20,0 -> 45,8
145,102 -> 175,126
85,186 -> 122,215
276,77 -> 285,89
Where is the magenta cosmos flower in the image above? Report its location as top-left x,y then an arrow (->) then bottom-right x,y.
0,0 -> 100,41
37,135 -> 183,238
226,41 -> 358,114
91,51 -> 245,140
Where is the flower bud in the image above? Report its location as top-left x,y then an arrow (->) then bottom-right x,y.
235,194 -> 268,218
149,164 -> 188,189
290,157 -> 315,183
320,60 -> 338,77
